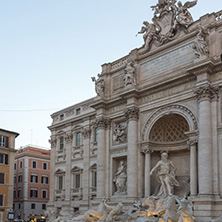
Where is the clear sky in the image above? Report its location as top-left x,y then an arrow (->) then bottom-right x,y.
0,0 -> 220,149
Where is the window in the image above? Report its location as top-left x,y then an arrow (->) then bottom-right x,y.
0,173 -> 5,184
59,136 -> 64,150
14,163 -> 16,170
76,132 -> 81,146
41,176 -> 48,184
0,153 -> 8,165
18,175 -> 22,183
18,190 -> 21,198
92,171 -> 97,188
76,108 -> 80,115
31,203 -> 35,209
14,190 -> 16,198
0,194 -> 3,206
74,174 -> 80,189
43,163 -> 47,170
42,190 -> 47,198
94,128 -> 98,142
0,135 -> 9,148
60,114 -> 64,121
58,176 -> 63,190
32,161 -> 37,168
14,175 -> 16,184
19,161 -> 22,168
42,204 -> 46,210
30,175 -> 38,183
18,203 -> 21,209
30,189 -> 38,198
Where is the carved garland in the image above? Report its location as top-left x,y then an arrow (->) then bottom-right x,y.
142,104 -> 197,141
95,117 -> 111,129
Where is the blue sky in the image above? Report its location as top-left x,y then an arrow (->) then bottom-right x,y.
0,0 -> 220,149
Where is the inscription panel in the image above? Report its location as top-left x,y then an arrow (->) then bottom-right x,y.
140,44 -> 195,79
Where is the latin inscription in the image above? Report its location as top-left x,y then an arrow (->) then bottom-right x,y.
141,44 -> 195,79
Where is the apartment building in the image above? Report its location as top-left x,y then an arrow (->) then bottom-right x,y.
13,145 -> 50,221
0,128 -> 19,222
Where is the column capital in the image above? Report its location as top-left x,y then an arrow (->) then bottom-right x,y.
141,148 -> 153,154
95,116 -> 111,129
82,127 -> 91,139
49,136 -> 57,147
187,138 -> 198,147
195,84 -> 219,102
65,132 -> 73,143
125,106 -> 139,120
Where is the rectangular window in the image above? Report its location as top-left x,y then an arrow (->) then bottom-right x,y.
41,176 -> 48,184
30,189 -> 38,198
14,190 -> 16,198
18,190 -> 21,198
43,163 -> 47,170
31,203 -> 35,209
32,161 -> 37,168
30,175 -> 38,183
0,173 -> 4,184
42,204 -> 46,210
0,194 -> 3,206
18,175 -> 22,183
95,128 -> 98,142
92,171 -> 97,188
18,203 -> 21,209
75,174 -> 80,189
58,176 -> 63,190
42,190 -> 47,198
59,137 -> 64,150
14,175 -> 16,184
60,114 -> 64,121
14,163 -> 16,170
0,153 -> 8,165
19,161 -> 22,168
76,132 -> 81,146
0,135 -> 9,148
76,108 -> 80,115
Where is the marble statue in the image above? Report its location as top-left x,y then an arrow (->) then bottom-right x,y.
113,160 -> 127,194
123,58 -> 136,86
175,0 -> 197,28
91,73 -> 105,98
192,25 -> 209,58
44,208 -> 59,222
113,122 -> 127,143
150,152 -> 179,198
137,21 -> 156,49
177,197 -> 195,222
104,202 -> 123,222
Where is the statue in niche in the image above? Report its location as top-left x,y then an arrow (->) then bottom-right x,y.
174,0 -> 197,28
91,73 -> 105,98
192,25 -> 209,58
123,58 -> 136,86
150,152 -> 179,198
113,160 -> 127,194
137,21 -> 156,50
113,122 -> 127,143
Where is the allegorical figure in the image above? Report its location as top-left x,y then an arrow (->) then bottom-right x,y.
113,160 -> 127,194
123,58 -> 136,86
150,152 -> 179,198
137,21 -> 156,50
91,73 -> 105,98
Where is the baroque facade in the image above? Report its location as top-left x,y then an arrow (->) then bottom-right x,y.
48,1 -> 222,220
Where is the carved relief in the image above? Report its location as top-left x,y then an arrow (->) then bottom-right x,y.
192,26 -> 209,59
125,107 -> 139,120
113,122 -> 127,144
65,132 -> 73,143
83,127 -> 91,139
91,73 -> 105,98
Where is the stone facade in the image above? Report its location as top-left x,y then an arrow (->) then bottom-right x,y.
48,1 -> 222,220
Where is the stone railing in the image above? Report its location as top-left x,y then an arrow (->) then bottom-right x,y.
54,189 -> 65,200
71,188 -> 83,200
111,56 -> 129,71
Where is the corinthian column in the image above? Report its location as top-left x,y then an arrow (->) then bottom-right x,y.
195,85 -> 215,195
125,106 -> 139,199
82,127 -> 91,202
95,116 -> 110,199
188,138 -> 198,196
